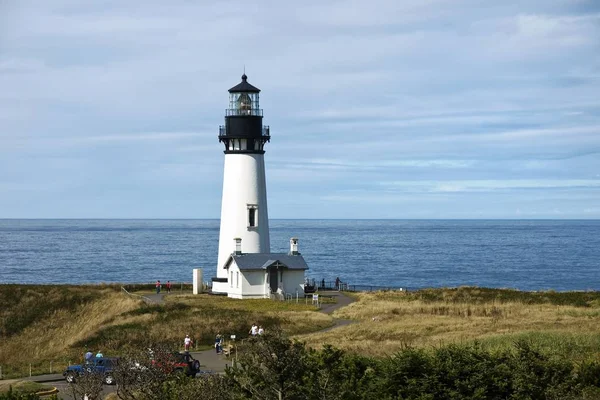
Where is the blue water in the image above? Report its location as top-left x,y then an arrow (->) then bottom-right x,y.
0,219 -> 598,291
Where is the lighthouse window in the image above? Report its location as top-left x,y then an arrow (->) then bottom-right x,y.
247,205 -> 258,228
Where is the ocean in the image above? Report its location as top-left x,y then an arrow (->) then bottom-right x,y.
0,219 -> 598,291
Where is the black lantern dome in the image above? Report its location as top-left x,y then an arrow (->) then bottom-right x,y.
219,74 -> 270,154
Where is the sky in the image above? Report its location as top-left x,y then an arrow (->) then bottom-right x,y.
0,0 -> 599,219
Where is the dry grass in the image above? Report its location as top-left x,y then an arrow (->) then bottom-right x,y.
0,285 -> 333,378
298,289 -> 600,360
151,294 -> 333,342
0,287 -> 142,376
3,285 -> 600,378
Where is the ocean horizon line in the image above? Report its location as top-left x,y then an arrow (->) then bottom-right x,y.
1,217 -> 600,221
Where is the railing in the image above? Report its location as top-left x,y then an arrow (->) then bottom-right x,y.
218,125 -> 270,137
0,360 -> 73,380
225,108 -> 263,116
120,282 -> 198,294
345,284 -> 409,292
306,279 -> 410,293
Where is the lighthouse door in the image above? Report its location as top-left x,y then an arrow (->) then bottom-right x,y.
269,268 -> 278,293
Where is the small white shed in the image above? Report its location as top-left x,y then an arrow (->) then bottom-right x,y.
222,238 -> 308,299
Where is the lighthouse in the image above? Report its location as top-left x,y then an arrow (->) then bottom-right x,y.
212,74 -> 271,295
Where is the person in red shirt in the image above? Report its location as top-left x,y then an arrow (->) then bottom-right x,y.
166,280 -> 172,294
156,280 -> 161,294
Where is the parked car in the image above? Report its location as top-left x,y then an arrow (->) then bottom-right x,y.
150,350 -> 200,377
63,357 -> 118,385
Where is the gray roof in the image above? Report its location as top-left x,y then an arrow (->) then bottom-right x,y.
224,253 -> 309,271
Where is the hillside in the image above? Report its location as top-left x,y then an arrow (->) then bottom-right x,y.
300,287 -> 600,360
2,285 -> 600,379
0,284 -> 331,378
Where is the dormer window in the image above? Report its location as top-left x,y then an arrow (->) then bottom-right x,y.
247,204 -> 258,228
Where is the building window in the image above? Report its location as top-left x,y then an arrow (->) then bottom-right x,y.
247,205 -> 258,228
236,272 -> 239,288
230,271 -> 233,288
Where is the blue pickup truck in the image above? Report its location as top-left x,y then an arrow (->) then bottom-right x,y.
63,357 -> 118,385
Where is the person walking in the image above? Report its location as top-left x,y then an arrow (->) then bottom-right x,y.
258,326 -> 264,335
166,280 -> 172,294
184,334 -> 193,351
215,334 -> 222,354
156,280 -> 161,294
249,323 -> 258,336
84,349 -> 93,362
96,350 -> 103,358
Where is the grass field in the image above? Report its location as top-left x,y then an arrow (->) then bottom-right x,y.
0,380 -> 54,394
0,284 -> 332,378
298,287 -> 600,361
2,285 -> 600,379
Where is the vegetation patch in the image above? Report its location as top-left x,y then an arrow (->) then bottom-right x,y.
0,285 -> 332,379
300,287 -> 600,359
0,381 -> 53,394
0,285 -> 104,337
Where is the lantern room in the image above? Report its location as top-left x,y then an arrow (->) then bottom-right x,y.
219,73 -> 270,154
227,74 -> 261,116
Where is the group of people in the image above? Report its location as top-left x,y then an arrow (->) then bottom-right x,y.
84,349 -> 103,361
182,333 -> 224,354
181,324 -> 266,356
155,280 -> 173,294
249,323 -> 264,336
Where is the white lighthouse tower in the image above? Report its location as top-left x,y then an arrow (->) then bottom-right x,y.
212,74 -> 271,295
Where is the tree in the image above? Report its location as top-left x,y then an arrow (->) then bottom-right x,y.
112,346 -> 186,400
227,330 -> 309,400
303,345 -> 374,400
66,370 -> 104,400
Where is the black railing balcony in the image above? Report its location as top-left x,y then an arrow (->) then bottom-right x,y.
225,108 -> 263,117
262,126 -> 270,136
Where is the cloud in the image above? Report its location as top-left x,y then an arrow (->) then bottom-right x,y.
0,0 -> 599,218
380,179 -> 600,193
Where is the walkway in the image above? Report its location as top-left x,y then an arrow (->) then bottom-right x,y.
190,290 -> 356,372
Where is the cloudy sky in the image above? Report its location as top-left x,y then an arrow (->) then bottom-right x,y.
1,0 -> 599,219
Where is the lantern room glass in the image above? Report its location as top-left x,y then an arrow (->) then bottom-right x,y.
229,92 -> 260,116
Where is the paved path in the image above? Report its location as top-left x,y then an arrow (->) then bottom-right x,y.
143,292 -> 165,303
139,290 -> 357,373
187,290 -> 357,372
312,290 -> 356,332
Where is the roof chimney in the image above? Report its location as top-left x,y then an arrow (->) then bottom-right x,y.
289,237 -> 299,255
234,238 -> 242,255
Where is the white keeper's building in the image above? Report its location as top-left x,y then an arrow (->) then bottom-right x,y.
210,74 -> 308,299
